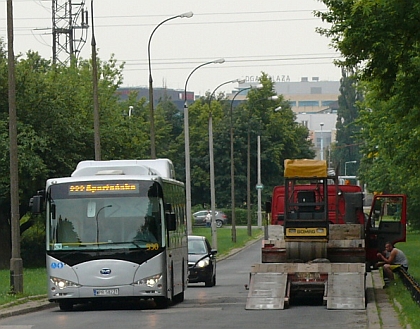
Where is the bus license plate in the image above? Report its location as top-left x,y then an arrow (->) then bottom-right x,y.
94,288 -> 119,296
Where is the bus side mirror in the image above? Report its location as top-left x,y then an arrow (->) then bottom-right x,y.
30,195 -> 44,214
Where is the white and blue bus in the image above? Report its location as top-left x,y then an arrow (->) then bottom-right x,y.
31,159 -> 187,311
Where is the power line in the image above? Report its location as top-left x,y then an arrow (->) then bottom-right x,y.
122,60 -> 341,73
120,54 -> 339,66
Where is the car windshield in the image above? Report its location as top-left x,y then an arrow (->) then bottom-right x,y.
188,240 -> 207,254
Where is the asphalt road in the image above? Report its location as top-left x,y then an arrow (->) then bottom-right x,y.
0,238 -> 388,329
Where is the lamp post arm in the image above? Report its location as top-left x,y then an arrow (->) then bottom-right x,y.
148,16 -> 176,83
148,13 -> 193,79
209,78 -> 241,111
185,62 -> 212,104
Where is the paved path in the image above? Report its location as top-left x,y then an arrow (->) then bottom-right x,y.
0,237 -> 409,329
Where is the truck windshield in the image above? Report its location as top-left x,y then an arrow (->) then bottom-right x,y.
46,180 -> 164,251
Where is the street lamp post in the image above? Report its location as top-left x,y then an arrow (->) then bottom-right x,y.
148,11 -> 193,159
230,88 -> 250,243
184,58 -> 225,235
230,85 -> 263,242
208,78 -> 244,250
246,95 -> 278,236
7,0 -> 23,294
91,0 -> 101,161
320,122 -> 324,160
345,160 -> 357,176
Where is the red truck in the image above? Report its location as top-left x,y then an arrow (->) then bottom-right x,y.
246,159 -> 407,310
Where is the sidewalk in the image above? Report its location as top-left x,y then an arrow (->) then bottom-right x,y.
367,269 -> 406,329
0,296 -> 55,319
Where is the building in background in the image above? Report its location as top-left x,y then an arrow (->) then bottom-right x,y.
296,112 -> 337,163
238,77 -> 340,114
117,77 -> 340,161
117,87 -> 194,111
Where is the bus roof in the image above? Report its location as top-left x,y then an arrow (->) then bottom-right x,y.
71,159 -> 176,179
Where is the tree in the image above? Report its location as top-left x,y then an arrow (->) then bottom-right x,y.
316,0 -> 420,226
0,46 -> 126,267
331,68 -> 362,174
190,73 -> 315,209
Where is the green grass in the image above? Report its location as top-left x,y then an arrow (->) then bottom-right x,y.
0,228 -> 262,306
191,227 -> 263,257
0,268 -> 47,306
382,231 -> 420,328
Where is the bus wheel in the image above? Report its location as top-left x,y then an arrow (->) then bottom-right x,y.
58,301 -> 73,311
173,291 -> 184,304
154,297 -> 169,309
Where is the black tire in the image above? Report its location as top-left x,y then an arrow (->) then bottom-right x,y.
172,291 -> 184,304
205,273 -> 216,287
216,220 -> 223,228
154,297 -> 170,309
205,278 -> 213,287
366,261 -> 372,272
58,301 -> 73,311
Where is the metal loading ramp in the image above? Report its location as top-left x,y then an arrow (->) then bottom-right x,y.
246,263 -> 366,310
246,272 -> 288,310
325,263 -> 366,310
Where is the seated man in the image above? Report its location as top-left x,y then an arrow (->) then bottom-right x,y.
376,242 -> 408,284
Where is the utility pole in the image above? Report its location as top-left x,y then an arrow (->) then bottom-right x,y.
52,0 -> 89,65
7,0 -> 23,294
91,0 -> 100,160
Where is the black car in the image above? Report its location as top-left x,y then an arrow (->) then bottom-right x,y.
187,235 -> 217,287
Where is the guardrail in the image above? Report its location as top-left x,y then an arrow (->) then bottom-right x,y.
397,267 -> 420,305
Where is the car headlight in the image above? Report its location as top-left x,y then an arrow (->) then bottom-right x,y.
133,273 -> 162,287
50,276 -> 81,289
197,258 -> 210,268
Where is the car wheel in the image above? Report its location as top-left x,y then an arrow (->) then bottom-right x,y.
216,220 -> 223,228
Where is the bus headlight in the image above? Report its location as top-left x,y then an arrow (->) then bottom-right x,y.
197,258 -> 210,268
133,274 -> 162,287
50,276 -> 81,289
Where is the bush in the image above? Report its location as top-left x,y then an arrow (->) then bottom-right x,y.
21,219 -> 45,268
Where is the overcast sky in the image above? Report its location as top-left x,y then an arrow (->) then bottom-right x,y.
1,0 -> 341,94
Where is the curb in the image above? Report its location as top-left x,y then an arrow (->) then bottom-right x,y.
367,270 -> 381,329
0,298 -> 56,319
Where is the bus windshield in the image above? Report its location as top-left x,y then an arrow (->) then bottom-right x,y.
47,180 -> 164,251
